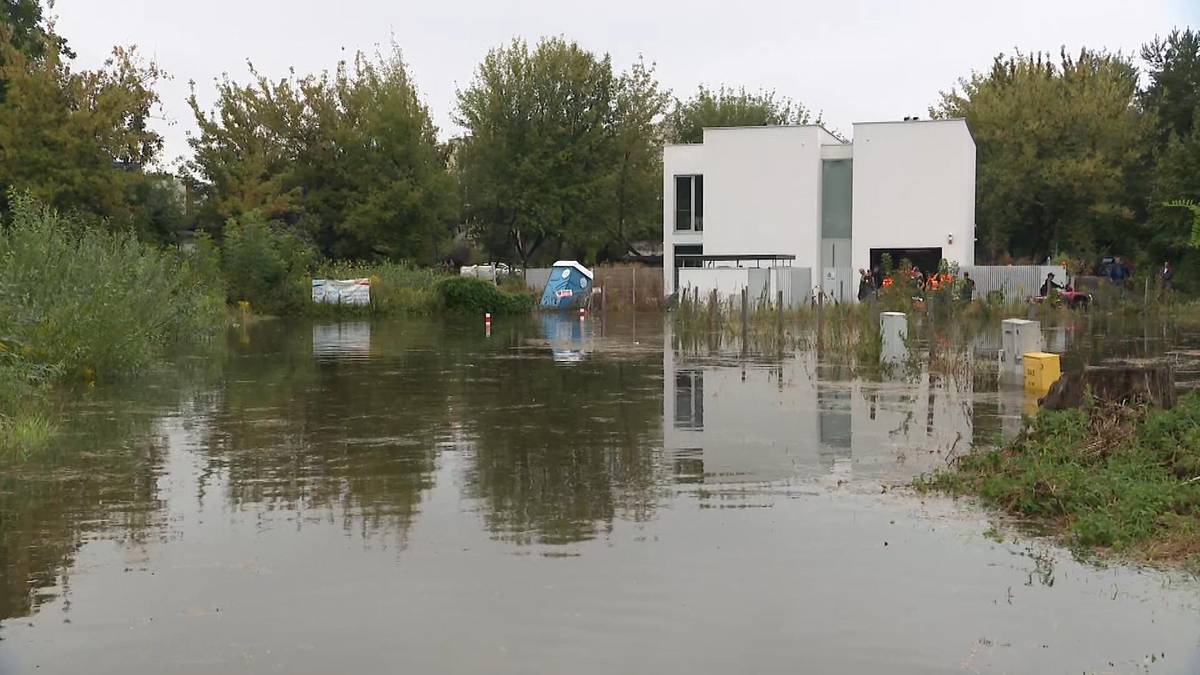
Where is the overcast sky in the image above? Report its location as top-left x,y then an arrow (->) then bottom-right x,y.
54,0 -> 1198,168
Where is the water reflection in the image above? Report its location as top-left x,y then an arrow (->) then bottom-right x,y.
3,313 -> 1200,675
0,357 -> 220,621
202,321 -> 448,545
539,313 -> 592,364
312,321 -> 372,360
461,317 -> 663,544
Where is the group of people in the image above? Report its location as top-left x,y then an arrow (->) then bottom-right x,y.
1103,257 -> 1175,290
857,266 -> 976,303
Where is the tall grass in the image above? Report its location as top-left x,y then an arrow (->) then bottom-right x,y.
0,193 -> 225,377
916,392 -> 1200,568
0,193 -> 225,458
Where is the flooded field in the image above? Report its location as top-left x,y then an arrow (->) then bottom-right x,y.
2,313 -> 1200,674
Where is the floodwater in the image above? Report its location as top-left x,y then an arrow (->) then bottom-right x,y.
2,313 -> 1200,674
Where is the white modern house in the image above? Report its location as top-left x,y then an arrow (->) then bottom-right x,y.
663,119 -> 976,303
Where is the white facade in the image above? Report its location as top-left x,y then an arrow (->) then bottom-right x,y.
662,119 -> 976,300
850,121 -> 976,278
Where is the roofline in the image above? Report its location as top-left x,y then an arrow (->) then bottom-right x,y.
852,117 -> 966,126
551,260 -> 594,279
702,123 -> 844,140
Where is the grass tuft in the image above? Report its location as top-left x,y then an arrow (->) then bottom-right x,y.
916,392 -> 1200,566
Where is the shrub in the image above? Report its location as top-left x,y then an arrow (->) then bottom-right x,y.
221,213 -> 315,315
917,392 -> 1200,560
435,276 -> 533,314
0,193 -> 225,378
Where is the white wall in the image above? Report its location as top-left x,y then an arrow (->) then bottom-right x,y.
850,120 -> 976,277
663,121 -> 975,301
702,127 -> 824,272
663,144 -> 706,296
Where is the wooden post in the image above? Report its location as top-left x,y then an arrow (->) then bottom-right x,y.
777,289 -> 784,334
708,289 -> 717,332
816,285 -> 824,349
632,265 -> 638,310
741,287 -> 749,353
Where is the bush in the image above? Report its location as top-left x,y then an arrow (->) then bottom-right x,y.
435,276 -> 533,314
221,213 -> 315,315
0,193 -> 225,378
917,392 -> 1200,561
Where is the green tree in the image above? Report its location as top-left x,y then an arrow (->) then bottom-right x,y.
610,57 -> 671,254
1140,28 -> 1200,144
0,0 -> 72,102
187,47 -> 456,260
125,172 -> 188,245
665,85 -> 814,144
933,49 -> 1148,261
0,29 -> 165,226
455,37 -> 617,267
1142,30 -> 1200,289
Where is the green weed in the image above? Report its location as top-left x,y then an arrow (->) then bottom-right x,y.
916,392 -> 1200,566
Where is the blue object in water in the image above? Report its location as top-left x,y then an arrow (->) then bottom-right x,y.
539,261 -> 594,310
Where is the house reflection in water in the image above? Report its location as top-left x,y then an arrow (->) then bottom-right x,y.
662,327 -> 1001,486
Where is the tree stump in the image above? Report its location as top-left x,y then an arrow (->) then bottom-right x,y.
1039,365 -> 1177,410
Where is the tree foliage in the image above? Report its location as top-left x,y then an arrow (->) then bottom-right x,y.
0,0 -> 72,102
1140,28 -> 1200,144
456,37 -> 664,266
665,85 -> 815,144
186,47 -> 456,260
1142,29 -> 1200,284
933,49 -> 1148,261
0,25 -> 168,232
610,57 -> 672,251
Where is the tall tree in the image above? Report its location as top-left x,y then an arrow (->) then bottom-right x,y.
0,30 -> 165,226
1141,29 -> 1200,289
1140,28 -> 1200,144
665,85 -> 814,144
187,47 -> 456,260
932,49 -> 1148,261
610,57 -> 671,254
0,0 -> 72,102
455,37 -> 616,266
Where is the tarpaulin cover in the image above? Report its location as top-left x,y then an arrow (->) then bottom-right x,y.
312,278 -> 371,306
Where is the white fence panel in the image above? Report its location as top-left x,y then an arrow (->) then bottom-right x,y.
524,267 -> 553,292
678,267 -> 774,308
770,267 -> 813,308
963,265 -> 1066,301
821,267 -> 855,303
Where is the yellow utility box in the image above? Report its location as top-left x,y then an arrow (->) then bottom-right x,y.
1023,352 -> 1061,392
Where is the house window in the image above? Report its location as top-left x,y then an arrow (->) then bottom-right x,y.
674,369 -> 704,430
674,175 -> 703,231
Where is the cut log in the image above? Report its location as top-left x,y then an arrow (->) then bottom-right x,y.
1039,365 -> 1177,411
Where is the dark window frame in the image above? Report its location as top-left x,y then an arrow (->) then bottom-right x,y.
674,175 -> 703,232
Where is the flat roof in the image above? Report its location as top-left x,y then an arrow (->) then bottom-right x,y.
851,117 -> 966,126
663,118 -> 968,147
664,123 -> 845,148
